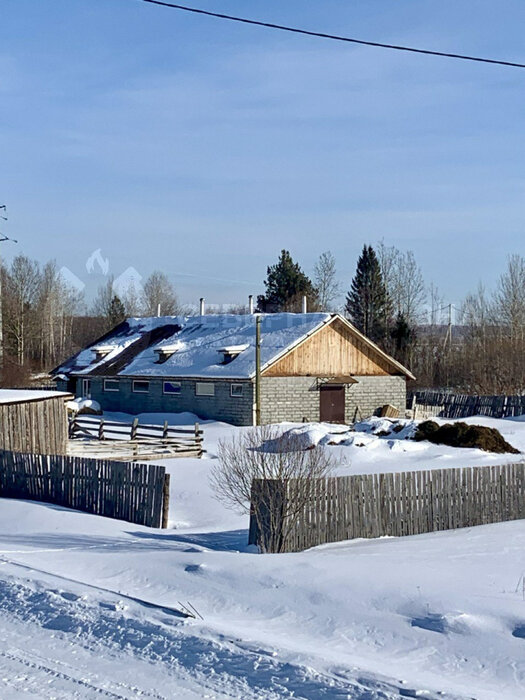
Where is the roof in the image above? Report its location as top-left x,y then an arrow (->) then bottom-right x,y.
52,313 -> 414,381
0,390 -> 73,405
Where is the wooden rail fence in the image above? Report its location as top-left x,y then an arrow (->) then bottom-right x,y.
69,415 -> 204,460
409,390 -> 525,419
0,449 -> 169,528
249,462 -> 525,552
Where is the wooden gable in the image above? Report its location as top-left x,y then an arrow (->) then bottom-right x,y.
262,316 -> 404,378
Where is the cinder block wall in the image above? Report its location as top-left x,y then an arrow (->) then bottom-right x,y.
346,376 -> 406,422
260,375 -> 406,424
260,377 -> 319,424
76,377 -> 254,426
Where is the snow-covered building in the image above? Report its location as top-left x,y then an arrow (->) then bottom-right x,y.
52,313 -> 414,425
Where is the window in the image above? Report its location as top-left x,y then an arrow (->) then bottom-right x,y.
104,379 -> 119,392
163,381 -> 181,395
195,382 -> 215,397
133,380 -> 150,393
230,383 -> 244,397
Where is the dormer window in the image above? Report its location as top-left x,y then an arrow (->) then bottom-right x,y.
218,344 -> 249,365
154,344 -> 180,364
92,345 -> 113,362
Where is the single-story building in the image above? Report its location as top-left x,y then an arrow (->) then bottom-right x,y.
52,313 -> 414,426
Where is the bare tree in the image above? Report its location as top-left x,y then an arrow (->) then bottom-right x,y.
210,425 -> 333,553
377,242 -> 426,325
2,255 -> 41,363
494,254 -> 525,338
142,271 -> 180,316
313,251 -> 341,311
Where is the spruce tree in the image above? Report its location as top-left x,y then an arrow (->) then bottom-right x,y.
346,245 -> 391,343
108,295 -> 126,327
390,313 -> 416,367
257,250 -> 318,312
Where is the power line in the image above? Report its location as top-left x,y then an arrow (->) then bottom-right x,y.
138,1 -> 525,70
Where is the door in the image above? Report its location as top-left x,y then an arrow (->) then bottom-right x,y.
320,385 -> 345,423
81,378 -> 91,398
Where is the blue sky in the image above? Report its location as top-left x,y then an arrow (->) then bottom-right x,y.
1,0 -> 524,307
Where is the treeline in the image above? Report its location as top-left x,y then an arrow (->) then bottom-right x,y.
2,247 -> 525,395
0,257 -> 181,386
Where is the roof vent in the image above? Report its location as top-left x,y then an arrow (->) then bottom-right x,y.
218,344 -> 249,365
92,345 -> 114,361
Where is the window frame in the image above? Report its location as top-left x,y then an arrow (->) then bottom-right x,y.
103,379 -> 120,392
195,382 -> 215,397
230,383 -> 244,397
163,380 -> 182,396
132,379 -> 150,394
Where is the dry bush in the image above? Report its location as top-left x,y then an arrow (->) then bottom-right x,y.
210,425 -> 333,553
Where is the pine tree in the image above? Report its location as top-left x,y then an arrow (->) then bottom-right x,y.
257,250 -> 318,312
108,295 -> 126,327
390,313 -> 416,368
346,245 -> 391,343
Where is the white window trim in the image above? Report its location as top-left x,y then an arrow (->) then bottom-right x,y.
230,383 -> 244,397
132,380 -> 150,394
163,381 -> 182,395
104,379 -> 120,392
195,382 -> 215,397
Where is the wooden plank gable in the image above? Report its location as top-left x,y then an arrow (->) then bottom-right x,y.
262,317 -> 399,377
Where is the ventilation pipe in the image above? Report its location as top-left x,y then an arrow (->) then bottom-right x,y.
200,297 -> 205,315
157,303 -> 161,317
248,295 -> 254,314
302,295 -> 307,314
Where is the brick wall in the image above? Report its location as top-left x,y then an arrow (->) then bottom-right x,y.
260,375 -> 406,424
75,377 -> 254,426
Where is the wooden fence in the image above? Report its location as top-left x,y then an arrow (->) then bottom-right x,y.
0,394 -> 71,454
249,462 -> 525,552
409,390 -> 525,419
69,415 -> 204,460
0,449 -> 169,528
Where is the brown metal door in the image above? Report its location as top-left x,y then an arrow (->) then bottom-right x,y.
320,385 -> 345,423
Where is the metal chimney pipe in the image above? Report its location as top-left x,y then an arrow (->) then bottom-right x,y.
157,303 -> 161,317
302,295 -> 307,314
200,297 -> 205,315
248,295 -> 254,314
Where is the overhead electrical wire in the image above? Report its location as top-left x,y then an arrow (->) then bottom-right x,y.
138,0 -> 525,70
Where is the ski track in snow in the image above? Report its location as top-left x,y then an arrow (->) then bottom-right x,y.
0,568 -> 457,700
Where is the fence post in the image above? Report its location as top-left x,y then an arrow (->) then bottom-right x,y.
98,418 -> 105,441
131,417 -> 139,440
162,473 -> 170,529
163,420 -> 169,439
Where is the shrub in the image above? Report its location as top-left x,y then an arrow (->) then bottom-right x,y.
414,420 -> 519,454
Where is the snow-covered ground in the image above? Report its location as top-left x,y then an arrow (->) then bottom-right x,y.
1,412 -> 525,698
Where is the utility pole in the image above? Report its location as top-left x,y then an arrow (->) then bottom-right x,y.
255,314 -> 261,425
0,206 -> 18,382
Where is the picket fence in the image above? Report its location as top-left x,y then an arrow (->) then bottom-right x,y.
409,390 -> 525,419
0,450 -> 169,528
249,462 -> 525,552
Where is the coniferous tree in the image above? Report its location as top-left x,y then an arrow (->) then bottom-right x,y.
390,313 -> 416,368
345,245 -> 391,344
108,295 -> 126,327
257,250 -> 318,312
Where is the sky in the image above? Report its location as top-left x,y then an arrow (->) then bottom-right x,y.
1,0 -> 525,309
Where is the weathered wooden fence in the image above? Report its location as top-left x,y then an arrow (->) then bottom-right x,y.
0,450 -> 169,528
249,462 -> 525,552
409,390 -> 525,419
0,394 -> 71,454
69,415 -> 204,460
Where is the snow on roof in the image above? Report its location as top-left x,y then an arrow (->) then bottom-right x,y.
54,317 -> 183,376
121,313 -> 330,379
0,389 -> 73,405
